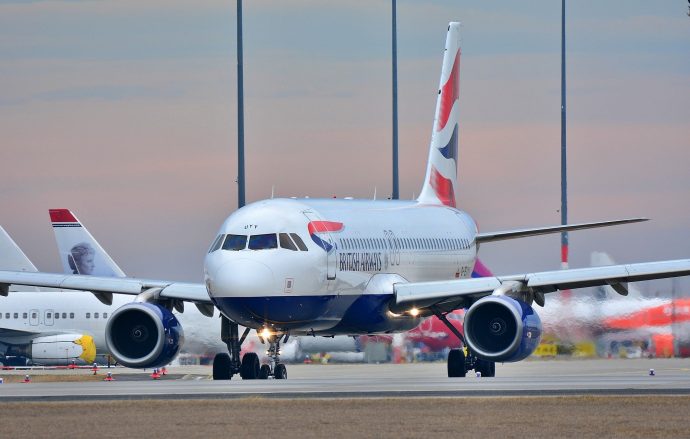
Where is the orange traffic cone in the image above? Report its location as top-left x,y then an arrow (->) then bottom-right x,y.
91,362 -> 99,375
23,374 -> 31,383
150,368 -> 161,380
104,372 -> 114,382
160,366 -> 167,376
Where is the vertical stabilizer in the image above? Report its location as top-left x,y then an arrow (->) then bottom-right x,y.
417,22 -> 462,207
0,226 -> 38,273
49,209 -> 125,278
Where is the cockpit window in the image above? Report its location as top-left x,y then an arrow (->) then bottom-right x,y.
290,233 -> 308,251
222,234 -> 248,251
279,233 -> 298,251
208,234 -> 225,253
248,234 -> 277,250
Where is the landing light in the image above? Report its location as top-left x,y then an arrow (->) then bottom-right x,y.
260,327 -> 272,339
409,308 -> 420,317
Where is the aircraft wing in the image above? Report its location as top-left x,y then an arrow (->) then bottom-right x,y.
475,218 -> 647,244
393,259 -> 690,311
0,270 -> 212,304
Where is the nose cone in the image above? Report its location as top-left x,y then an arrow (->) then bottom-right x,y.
209,259 -> 275,298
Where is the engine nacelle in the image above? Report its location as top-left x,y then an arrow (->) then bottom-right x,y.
464,295 -> 542,362
20,334 -> 97,365
105,302 -> 184,368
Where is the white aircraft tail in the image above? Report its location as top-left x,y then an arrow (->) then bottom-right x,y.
417,22 -> 462,208
49,209 -> 125,278
0,226 -> 38,273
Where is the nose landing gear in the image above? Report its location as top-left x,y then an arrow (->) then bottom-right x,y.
212,317 -> 289,380
258,333 -> 288,380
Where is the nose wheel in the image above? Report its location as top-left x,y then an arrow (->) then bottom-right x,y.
258,334 -> 288,379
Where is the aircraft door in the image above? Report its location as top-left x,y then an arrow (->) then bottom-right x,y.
30,309 -> 39,326
303,211 -> 337,281
44,309 -> 54,326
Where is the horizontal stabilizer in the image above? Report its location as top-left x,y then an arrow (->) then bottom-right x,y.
475,218 -> 647,244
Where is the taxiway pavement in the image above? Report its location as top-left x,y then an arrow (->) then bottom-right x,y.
1,358 -> 688,401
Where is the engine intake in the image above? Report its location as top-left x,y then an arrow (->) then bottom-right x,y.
464,295 -> 542,362
105,302 -> 184,368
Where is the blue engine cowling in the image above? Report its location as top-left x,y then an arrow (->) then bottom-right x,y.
463,295 -> 542,362
105,302 -> 184,368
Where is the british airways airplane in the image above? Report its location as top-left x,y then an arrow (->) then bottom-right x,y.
1,22 -> 689,380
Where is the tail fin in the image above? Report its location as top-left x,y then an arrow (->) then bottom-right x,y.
49,209 -> 126,278
418,22 -> 461,208
0,226 -> 39,292
0,226 -> 38,273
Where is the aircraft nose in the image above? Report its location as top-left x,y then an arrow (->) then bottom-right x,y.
210,259 -> 275,298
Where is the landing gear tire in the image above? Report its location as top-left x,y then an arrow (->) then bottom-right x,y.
212,353 -> 232,380
240,352 -> 260,380
474,359 -> 495,377
447,348 -> 467,378
259,364 -> 270,379
274,363 -> 287,379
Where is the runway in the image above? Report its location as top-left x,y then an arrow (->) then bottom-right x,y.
1,358 -> 689,401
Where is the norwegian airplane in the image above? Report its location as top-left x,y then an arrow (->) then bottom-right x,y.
2,22 -> 690,380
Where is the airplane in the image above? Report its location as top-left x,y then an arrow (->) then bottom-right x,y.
1,22 -> 689,380
0,226 -> 97,366
49,208 -> 362,364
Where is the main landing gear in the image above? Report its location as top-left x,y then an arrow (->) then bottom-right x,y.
447,348 -> 495,378
213,317 -> 253,380
212,317 -> 289,380
432,307 -> 495,378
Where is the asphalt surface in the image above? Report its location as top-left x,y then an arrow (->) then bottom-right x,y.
1,358 -> 688,401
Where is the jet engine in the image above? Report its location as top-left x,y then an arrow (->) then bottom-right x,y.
7,334 -> 97,365
464,295 -> 542,362
105,302 -> 184,368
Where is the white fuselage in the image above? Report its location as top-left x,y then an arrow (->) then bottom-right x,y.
204,198 -> 479,336
0,290 -> 226,360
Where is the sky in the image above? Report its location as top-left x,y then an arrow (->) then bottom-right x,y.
1,0 -> 689,294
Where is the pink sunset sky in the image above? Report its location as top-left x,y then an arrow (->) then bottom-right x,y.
1,1 -> 689,294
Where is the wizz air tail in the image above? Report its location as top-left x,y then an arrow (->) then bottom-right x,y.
418,22 -> 461,208
49,209 -> 125,278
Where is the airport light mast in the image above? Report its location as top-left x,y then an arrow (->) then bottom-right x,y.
391,0 -> 399,200
237,0 -> 246,208
560,0 -> 568,270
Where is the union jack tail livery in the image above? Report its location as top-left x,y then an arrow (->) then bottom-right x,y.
418,22 -> 461,208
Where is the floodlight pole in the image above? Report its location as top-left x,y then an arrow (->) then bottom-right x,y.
237,0 -> 246,208
391,0 -> 399,200
560,0 -> 568,269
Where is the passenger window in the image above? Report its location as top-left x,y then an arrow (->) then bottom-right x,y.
290,233 -> 308,251
70,312 -> 75,319
45,312 -> 50,319
62,313 -> 67,319
5,312 -> 10,318
23,312 -> 28,319
279,233 -> 298,251
55,313 -> 60,319
32,312 -> 37,319
222,234 -> 248,251
95,312 -> 100,319
208,234 -> 225,253
104,313 -> 108,318
249,234 -> 277,250
86,313 -> 91,319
